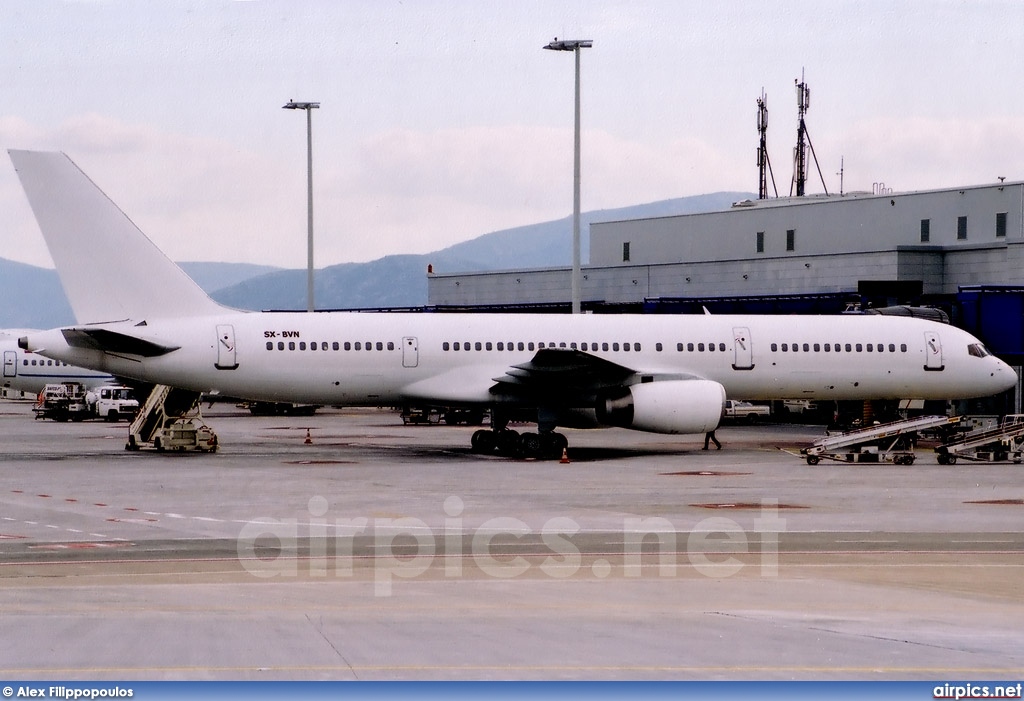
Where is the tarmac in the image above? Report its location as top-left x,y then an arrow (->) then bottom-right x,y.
0,402 -> 1022,681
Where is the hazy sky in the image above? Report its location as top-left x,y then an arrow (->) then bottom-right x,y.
3,1 -> 1024,269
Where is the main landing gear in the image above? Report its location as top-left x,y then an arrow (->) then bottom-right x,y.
470,428 -> 569,460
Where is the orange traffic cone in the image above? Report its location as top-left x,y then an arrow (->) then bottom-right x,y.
304,428 -> 312,445
559,447 -> 570,464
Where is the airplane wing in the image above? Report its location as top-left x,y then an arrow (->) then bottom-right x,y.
60,327 -> 180,358
490,348 -> 640,401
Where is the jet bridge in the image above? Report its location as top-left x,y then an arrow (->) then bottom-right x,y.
798,415 -> 961,465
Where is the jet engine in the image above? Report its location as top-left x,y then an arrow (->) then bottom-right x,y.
596,380 -> 725,434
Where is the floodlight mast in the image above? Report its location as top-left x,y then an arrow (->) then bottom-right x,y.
283,100 -> 320,312
544,39 -> 592,314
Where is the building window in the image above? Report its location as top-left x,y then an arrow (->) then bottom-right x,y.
756,231 -> 764,253
996,212 -> 1007,238
786,229 -> 795,251
920,219 -> 930,243
622,241 -> 630,262
957,216 -> 968,240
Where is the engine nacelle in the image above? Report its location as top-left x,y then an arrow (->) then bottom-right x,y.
596,380 -> 725,434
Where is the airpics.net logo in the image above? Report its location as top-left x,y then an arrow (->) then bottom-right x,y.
235,496 -> 786,596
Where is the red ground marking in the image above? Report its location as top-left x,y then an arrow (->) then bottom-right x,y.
93,503 -> 107,507
964,498 -> 1024,505
661,471 -> 752,477
124,507 -> 139,512
690,502 -> 809,510
37,494 -> 51,498
64,498 -> 78,503
283,460 -> 357,465
0,534 -> 27,540
11,490 -> 23,494
105,518 -> 157,523
29,542 -> 133,550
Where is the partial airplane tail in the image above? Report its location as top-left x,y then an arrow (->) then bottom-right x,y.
9,150 -> 227,325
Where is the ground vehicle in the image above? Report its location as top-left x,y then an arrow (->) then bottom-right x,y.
723,400 -> 771,422
126,385 -> 218,452
33,382 -> 138,422
87,385 -> 140,421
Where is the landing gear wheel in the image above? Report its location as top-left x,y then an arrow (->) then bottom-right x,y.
495,429 -> 521,457
470,429 -> 496,454
806,455 -> 820,465
520,432 -> 542,459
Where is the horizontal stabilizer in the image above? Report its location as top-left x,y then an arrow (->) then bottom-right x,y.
62,327 -> 180,357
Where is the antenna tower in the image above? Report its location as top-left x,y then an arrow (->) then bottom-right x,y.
756,89 -> 777,199
790,70 -> 829,197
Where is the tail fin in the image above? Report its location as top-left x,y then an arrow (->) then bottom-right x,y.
9,150 -> 226,324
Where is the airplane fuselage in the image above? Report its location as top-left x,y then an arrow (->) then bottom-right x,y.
23,311 -> 1014,408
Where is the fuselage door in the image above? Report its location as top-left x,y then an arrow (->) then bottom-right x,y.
2,350 -> 16,378
732,326 -> 754,370
924,331 -> 944,371
402,336 -> 419,368
215,324 -> 239,370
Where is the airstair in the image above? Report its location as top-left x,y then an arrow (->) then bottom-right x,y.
125,384 -> 218,452
798,415 -> 960,465
934,415 -> 1024,464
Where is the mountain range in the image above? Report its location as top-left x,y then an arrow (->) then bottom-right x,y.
1,192 -> 750,328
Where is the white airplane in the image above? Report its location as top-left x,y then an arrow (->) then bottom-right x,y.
1,329 -> 115,396
9,150 -> 1017,457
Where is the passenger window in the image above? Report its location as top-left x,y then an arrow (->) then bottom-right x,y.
823,343 -> 830,352
310,342 -> 318,351
443,342 -> 450,351
845,343 -> 852,352
698,343 -> 705,352
289,342 -> 296,351
366,342 -> 373,351
718,343 -> 725,352
813,343 -> 820,352
855,344 -> 863,352
677,343 -> 684,352
485,342 -> 493,351
889,343 -> 895,352
376,342 -> 384,351
387,342 -> 394,351
570,342 -> 577,350
771,343 -> 778,352
299,342 -> 307,351
866,344 -> 873,352
333,342 -> 340,351
266,341 -> 273,350
496,342 -> 504,351
474,342 -> 481,351
613,343 -> 620,351
278,341 -> 284,350
901,344 -> 907,352
520,342 -> 527,351
687,343 -> 694,352
528,342 -> 535,351
623,343 -> 630,352
655,343 -> 662,352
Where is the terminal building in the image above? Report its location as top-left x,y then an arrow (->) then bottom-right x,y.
428,180 -> 1024,414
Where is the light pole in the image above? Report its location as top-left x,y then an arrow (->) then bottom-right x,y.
283,100 -> 320,312
544,38 -> 592,315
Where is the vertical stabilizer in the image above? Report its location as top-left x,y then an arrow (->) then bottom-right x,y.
9,150 -> 227,324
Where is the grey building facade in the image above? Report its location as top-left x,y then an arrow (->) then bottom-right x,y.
427,181 -> 1024,306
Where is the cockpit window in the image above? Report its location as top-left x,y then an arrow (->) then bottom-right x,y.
968,343 -> 991,358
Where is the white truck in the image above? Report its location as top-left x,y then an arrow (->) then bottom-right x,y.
723,400 -> 771,422
33,382 -> 139,422
87,385 -> 140,422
